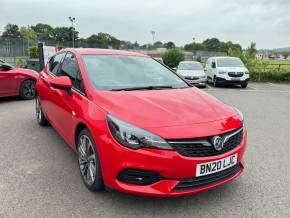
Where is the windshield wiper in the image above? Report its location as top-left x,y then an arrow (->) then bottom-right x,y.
111,85 -> 173,91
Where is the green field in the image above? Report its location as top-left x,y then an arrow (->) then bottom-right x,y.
254,60 -> 290,71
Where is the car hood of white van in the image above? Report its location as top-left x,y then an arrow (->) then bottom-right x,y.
217,67 -> 248,72
177,70 -> 206,77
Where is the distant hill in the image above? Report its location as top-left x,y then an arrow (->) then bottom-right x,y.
273,47 -> 290,52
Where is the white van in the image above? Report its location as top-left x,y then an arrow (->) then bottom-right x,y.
176,61 -> 206,87
205,57 -> 250,88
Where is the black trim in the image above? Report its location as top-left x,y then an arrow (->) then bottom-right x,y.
117,169 -> 163,185
173,164 -> 241,191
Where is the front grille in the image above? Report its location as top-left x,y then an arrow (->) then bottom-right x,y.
185,76 -> 199,80
228,72 -> 244,77
173,164 -> 241,191
168,128 -> 243,157
117,169 -> 163,185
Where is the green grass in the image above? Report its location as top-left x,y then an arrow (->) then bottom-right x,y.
254,60 -> 290,71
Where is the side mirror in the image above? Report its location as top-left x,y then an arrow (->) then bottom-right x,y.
49,76 -> 72,95
211,62 -> 216,69
204,68 -> 207,71
0,63 -> 13,70
172,67 -> 177,71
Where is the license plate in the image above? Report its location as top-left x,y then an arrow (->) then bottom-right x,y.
231,78 -> 240,81
196,153 -> 238,177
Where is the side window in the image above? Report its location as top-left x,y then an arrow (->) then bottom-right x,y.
211,59 -> 216,68
48,53 -> 66,75
58,53 -> 85,93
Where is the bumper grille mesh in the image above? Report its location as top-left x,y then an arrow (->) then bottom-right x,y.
173,164 -> 241,191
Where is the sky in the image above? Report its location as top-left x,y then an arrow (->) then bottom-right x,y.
0,0 -> 289,49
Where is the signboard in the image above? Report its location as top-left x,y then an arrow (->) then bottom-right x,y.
43,46 -> 57,65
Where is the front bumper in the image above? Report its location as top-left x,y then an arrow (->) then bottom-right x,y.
98,129 -> 247,197
216,77 -> 249,85
185,78 -> 207,86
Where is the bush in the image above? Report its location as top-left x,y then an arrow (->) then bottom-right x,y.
250,70 -> 290,82
162,49 -> 184,68
29,45 -> 39,59
15,57 -> 26,68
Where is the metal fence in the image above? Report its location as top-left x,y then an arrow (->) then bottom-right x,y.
0,37 -> 108,57
0,37 -> 29,57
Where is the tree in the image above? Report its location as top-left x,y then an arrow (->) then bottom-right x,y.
202,38 -> 221,51
29,45 -> 39,59
164,41 -> 175,49
281,51 -> 290,60
247,42 -> 257,58
228,47 -> 243,58
2,24 -> 21,38
162,49 -> 184,68
20,27 -> 37,44
52,26 -> 79,42
31,23 -> 54,41
153,41 -> 163,48
86,32 -> 120,49
184,42 -> 206,51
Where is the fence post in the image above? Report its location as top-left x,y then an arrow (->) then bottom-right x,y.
38,42 -> 44,71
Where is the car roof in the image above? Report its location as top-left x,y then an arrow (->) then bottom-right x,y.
209,56 -> 240,59
62,48 -> 149,57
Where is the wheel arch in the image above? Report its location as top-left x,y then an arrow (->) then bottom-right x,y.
75,122 -> 88,149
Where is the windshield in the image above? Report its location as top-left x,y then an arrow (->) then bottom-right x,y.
217,58 -> 245,67
82,55 -> 189,91
178,62 -> 203,70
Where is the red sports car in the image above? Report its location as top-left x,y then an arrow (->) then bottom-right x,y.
0,60 -> 38,99
35,49 -> 247,197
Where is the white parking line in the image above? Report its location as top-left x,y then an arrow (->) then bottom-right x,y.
206,88 -> 290,93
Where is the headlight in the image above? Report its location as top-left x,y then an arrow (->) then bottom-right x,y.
218,71 -> 226,74
201,75 -> 206,78
107,114 -> 173,150
245,71 -> 249,74
233,107 -> 244,121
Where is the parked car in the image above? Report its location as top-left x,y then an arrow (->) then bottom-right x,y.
36,48 -> 247,197
176,61 -> 207,87
0,60 -> 38,99
205,57 -> 250,88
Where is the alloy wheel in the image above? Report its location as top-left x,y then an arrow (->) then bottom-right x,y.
23,80 -> 35,98
78,135 -> 97,186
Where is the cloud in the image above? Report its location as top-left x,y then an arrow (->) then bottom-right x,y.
0,0 -> 289,48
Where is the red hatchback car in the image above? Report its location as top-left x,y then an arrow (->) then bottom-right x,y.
35,49 -> 247,197
0,60 -> 38,99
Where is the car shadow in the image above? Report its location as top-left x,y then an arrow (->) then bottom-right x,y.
207,84 -> 246,89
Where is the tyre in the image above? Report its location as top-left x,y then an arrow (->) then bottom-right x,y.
36,95 -> 49,126
241,83 -> 248,88
213,76 -> 219,87
20,80 -> 36,100
77,129 -> 104,191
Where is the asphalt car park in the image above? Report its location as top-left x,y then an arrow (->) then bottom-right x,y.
0,82 -> 289,217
